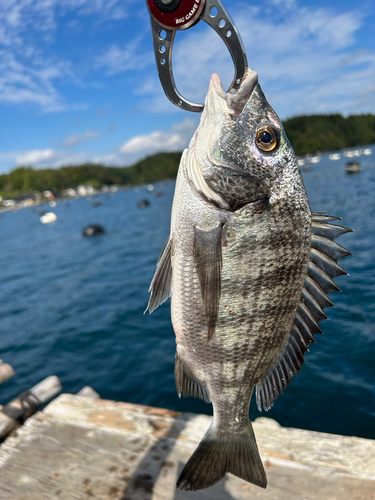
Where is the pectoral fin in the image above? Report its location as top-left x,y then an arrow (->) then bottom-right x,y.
194,224 -> 223,342
146,237 -> 172,314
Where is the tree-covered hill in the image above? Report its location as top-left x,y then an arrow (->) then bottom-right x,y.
0,113 -> 374,199
283,113 -> 375,155
0,152 -> 182,199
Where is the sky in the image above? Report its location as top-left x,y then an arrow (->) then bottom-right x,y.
0,0 -> 374,173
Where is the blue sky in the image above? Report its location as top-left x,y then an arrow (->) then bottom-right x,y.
0,0 -> 374,173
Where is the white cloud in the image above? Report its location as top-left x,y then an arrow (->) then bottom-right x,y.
0,147 -> 94,169
63,130 -> 101,148
95,40 -> 152,75
0,0 -> 132,111
120,118 -> 197,158
0,118 -> 197,170
0,49 -> 76,111
0,0 -> 130,42
62,0 -> 130,21
16,149 -> 56,165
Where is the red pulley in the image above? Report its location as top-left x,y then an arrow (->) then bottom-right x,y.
146,0 -> 206,30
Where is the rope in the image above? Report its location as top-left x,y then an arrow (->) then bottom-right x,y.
1,391 -> 41,423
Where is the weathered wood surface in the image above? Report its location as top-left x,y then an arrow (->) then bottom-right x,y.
0,361 -> 15,386
31,376 -> 62,403
0,393 -> 374,500
76,386 -> 100,399
0,375 -> 62,440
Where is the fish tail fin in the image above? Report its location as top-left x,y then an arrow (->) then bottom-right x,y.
177,420 -> 267,491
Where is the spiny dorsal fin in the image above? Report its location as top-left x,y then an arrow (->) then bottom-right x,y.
312,221 -> 352,240
194,224 -> 223,341
146,237 -> 172,314
256,214 -> 351,411
175,351 -> 211,403
311,213 -> 341,223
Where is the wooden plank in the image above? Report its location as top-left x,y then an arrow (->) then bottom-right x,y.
0,394 -> 373,500
76,386 -> 100,399
31,376 -> 62,403
0,361 -> 15,386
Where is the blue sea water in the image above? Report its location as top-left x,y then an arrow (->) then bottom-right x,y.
0,147 -> 374,440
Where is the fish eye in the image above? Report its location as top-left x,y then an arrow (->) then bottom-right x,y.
255,126 -> 279,152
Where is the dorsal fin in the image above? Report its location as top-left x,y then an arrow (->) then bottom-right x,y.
256,214 -> 352,411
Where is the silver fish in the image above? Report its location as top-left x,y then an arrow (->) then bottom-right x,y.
147,69 -> 351,491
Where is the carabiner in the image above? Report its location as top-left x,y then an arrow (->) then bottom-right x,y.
146,0 -> 248,112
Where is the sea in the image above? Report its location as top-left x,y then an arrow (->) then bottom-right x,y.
0,146 -> 374,440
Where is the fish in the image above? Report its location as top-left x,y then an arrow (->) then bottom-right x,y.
147,69 -> 352,491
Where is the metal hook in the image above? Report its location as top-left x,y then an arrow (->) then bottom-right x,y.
146,0 -> 248,112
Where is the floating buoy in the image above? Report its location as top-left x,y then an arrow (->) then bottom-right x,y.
345,161 -> 361,174
82,224 -> 105,237
40,212 -> 57,224
138,199 -> 150,208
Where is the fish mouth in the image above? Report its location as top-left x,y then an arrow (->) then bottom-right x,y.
209,69 -> 258,119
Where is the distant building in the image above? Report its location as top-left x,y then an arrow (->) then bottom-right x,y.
43,190 -> 55,200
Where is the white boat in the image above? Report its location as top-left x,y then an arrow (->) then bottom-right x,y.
361,148 -> 372,156
308,156 -> 321,164
344,150 -> 360,158
297,158 -> 306,166
40,212 -> 57,224
329,153 -> 341,161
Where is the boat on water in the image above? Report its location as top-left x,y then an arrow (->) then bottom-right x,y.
344,149 -> 361,158
297,158 -> 306,166
345,161 -> 362,174
40,212 -> 57,223
329,153 -> 341,161
308,155 -> 321,164
361,148 -> 372,156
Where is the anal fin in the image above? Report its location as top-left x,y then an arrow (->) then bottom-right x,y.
175,352 -> 211,403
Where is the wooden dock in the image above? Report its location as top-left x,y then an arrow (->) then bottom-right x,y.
0,393 -> 374,500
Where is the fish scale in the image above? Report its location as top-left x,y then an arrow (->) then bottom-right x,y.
147,70 -> 351,491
